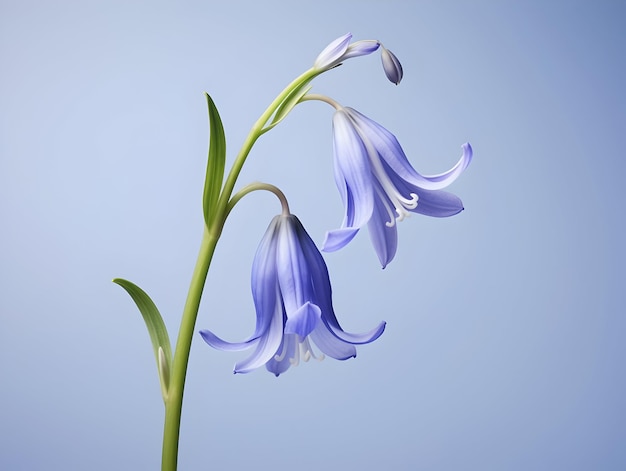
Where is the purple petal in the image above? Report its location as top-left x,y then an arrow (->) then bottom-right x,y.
341,40 -> 380,60
345,108 -> 472,190
381,158 -> 465,217
265,334 -> 297,377
295,219 -> 344,328
234,217 -> 286,373
381,46 -> 403,84
233,308 -> 284,374
202,215 -> 286,374
250,216 -> 280,337
314,33 -> 352,69
284,301 -> 321,338
275,216 -> 310,316
200,216 -> 281,357
415,143 -> 473,188
199,288 -> 285,374
324,318 -> 387,345
310,326 -> 357,360
199,329 -> 259,352
331,110 -> 374,230
297,220 -> 387,346
291,214 -> 335,311
367,185 -> 399,268
410,189 -> 464,217
322,227 -> 360,252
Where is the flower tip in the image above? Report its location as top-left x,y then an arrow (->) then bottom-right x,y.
314,33 -> 353,69
322,228 -> 360,253
380,46 -> 403,85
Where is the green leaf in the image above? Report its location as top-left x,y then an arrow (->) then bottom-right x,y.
203,93 -> 226,227
263,82 -> 312,133
113,278 -> 172,401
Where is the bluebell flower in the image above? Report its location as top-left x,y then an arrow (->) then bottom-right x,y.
200,213 -> 386,376
323,106 -> 473,268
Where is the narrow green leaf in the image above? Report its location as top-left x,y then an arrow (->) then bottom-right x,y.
263,83 -> 312,133
113,278 -> 173,400
203,93 -> 226,227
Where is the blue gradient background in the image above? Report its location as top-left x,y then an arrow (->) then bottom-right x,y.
1,1 -> 624,469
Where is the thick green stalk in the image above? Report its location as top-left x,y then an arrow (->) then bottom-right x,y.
161,228 -> 217,471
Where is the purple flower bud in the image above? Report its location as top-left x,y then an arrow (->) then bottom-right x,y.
380,46 -> 403,85
314,33 -> 380,71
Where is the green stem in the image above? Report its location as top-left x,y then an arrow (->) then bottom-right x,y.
212,68 -> 319,226
159,67 -> 322,471
161,228 -> 217,471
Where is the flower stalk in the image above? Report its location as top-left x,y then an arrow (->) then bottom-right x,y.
162,227 -> 216,471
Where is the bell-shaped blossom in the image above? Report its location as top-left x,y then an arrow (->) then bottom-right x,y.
323,107 -> 473,268
200,213 -> 386,376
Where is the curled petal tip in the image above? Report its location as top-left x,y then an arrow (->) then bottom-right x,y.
463,142 -> 473,160
380,46 -> 403,84
322,228 -> 360,253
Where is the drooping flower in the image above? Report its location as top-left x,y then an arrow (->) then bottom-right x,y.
323,106 -> 473,268
313,33 -> 402,85
200,213 -> 386,376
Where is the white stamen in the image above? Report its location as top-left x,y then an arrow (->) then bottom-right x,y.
371,171 -> 419,227
289,343 -> 300,366
299,338 -> 325,363
275,336 -> 326,367
374,184 -> 398,227
405,193 -> 419,210
394,192 -> 418,222
274,346 -> 288,362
